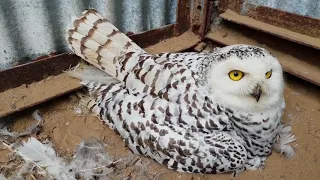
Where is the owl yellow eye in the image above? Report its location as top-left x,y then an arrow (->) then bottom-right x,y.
266,70 -> 272,79
229,70 -> 244,81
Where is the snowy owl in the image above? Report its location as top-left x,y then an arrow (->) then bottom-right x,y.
66,9 -> 296,174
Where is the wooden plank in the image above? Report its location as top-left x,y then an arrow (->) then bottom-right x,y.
144,31 -> 201,53
206,23 -> 320,87
0,73 -> 82,118
129,24 -> 174,48
220,10 -> 320,50
0,53 -> 79,93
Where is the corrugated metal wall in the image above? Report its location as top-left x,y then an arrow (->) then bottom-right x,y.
247,0 -> 320,19
0,0 -> 177,70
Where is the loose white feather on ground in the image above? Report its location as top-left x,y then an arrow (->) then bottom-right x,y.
15,137 -> 72,180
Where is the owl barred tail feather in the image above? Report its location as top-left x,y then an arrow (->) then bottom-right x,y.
66,9 -> 144,79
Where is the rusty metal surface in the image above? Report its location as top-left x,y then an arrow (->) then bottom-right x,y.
205,0 -> 215,36
219,10 -> 320,50
191,0 -> 211,39
246,5 -> 320,38
246,0 -> 320,19
0,53 -> 79,93
0,73 -> 82,119
217,1 -> 320,39
174,0 -> 191,35
130,24 -> 175,48
218,0 -> 244,14
144,31 -> 201,53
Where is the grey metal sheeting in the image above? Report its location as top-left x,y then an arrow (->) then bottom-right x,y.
0,0 -> 177,70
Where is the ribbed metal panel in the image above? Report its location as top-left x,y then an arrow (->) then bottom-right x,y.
247,0 -> 320,19
0,0 -> 177,70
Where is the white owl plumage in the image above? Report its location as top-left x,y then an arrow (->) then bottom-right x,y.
66,9 -> 296,174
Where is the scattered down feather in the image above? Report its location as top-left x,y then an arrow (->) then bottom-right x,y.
66,62 -> 118,85
68,138 -> 115,179
15,137 -> 73,180
0,109 -> 42,141
10,137 -> 119,180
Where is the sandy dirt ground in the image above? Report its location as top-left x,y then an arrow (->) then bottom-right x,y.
0,73 -> 319,180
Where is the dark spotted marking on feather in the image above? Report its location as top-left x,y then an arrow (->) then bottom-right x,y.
87,26 -> 98,37
140,72 -> 149,84
107,29 -> 120,38
232,122 -> 248,133
150,123 -> 155,130
262,125 -> 272,131
181,76 -> 187,83
107,113 -> 114,124
113,128 -> 120,136
197,110 -> 205,118
73,19 -> 83,30
156,143 -> 163,151
163,91 -> 169,100
137,100 -> 145,116
263,118 -> 269,123
183,94 -> 190,104
162,159 -> 170,167
136,146 -> 143,154
159,129 -> 169,136
123,41 -> 132,49
79,44 -> 89,56
226,108 -> 233,114
191,101 -> 197,109
151,114 -> 158,124
171,161 -> 179,170
151,70 -> 161,87
122,121 -> 130,132
117,100 -> 124,121
120,52 -> 135,72
130,122 -> 140,135
196,160 -> 203,168
153,126 -> 160,133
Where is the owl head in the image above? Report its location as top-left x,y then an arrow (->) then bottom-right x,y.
208,45 -> 284,112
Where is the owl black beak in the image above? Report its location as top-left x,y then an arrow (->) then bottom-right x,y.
250,85 -> 262,102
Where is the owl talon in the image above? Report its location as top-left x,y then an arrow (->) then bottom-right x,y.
275,125 -> 296,158
245,157 -> 266,171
